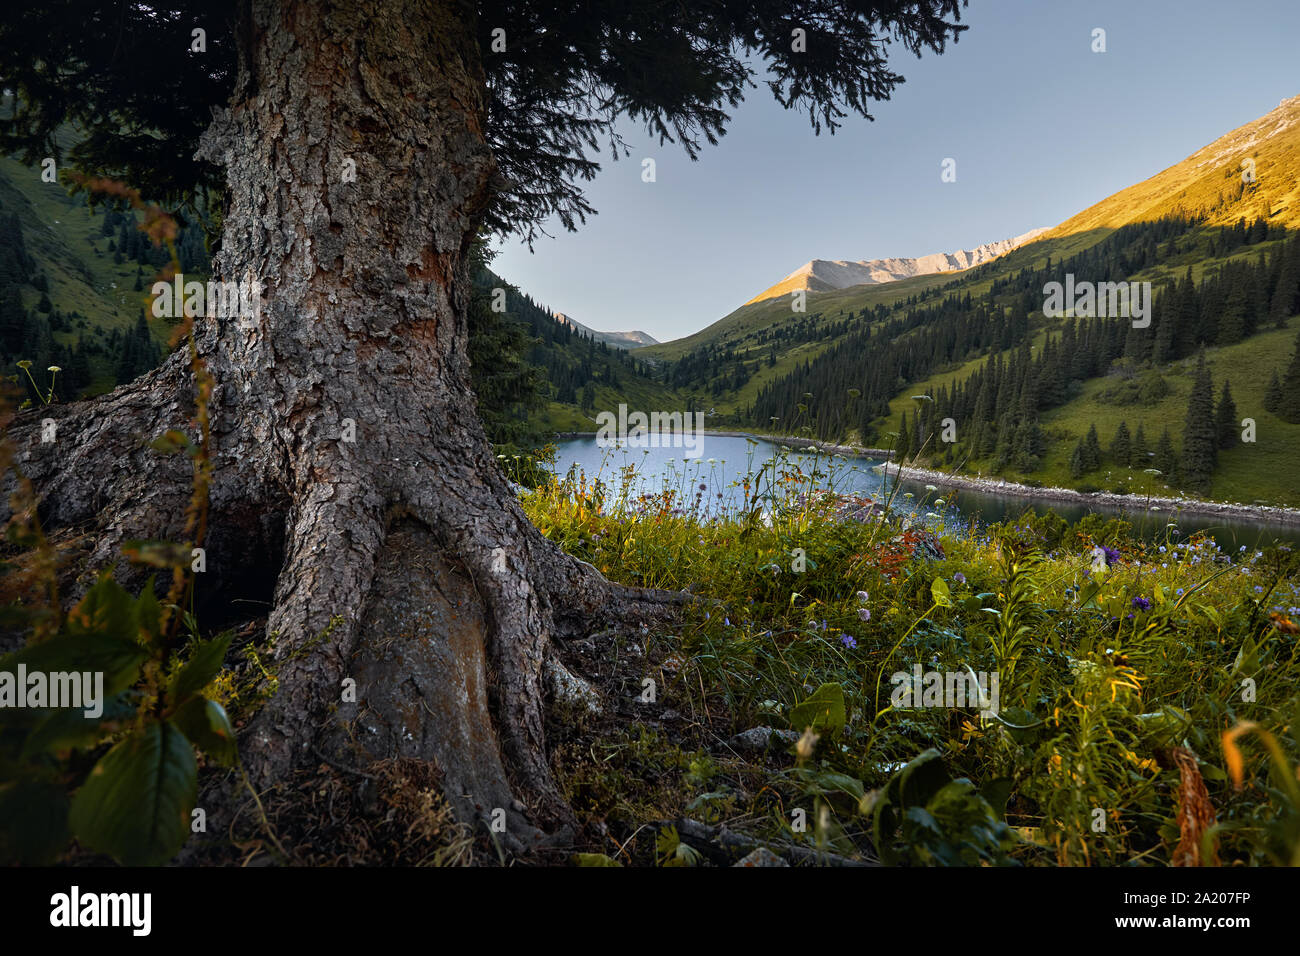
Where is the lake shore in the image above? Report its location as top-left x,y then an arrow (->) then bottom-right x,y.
876,461 -> 1300,529
551,429 -> 1300,529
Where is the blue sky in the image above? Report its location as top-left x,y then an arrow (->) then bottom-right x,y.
491,0 -> 1300,344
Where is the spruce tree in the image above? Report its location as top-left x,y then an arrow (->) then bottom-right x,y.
1069,440 -> 1086,478
1214,380 -> 1238,449
1132,422 -> 1149,465
896,411 -> 912,462
1264,369 -> 1282,413
1109,420 -> 1132,467
1181,352 -> 1218,491
1154,427 -> 1178,480
1082,424 -> 1102,471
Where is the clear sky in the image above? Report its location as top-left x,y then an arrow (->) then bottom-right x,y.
491,0 -> 1300,344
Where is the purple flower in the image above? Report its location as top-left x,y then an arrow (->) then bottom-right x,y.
1103,546 -> 1121,566
858,607 -> 871,622
840,634 -> 858,650
953,572 -> 966,585
1131,596 -> 1151,611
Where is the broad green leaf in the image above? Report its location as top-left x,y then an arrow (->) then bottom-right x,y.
172,696 -> 238,766
171,633 -> 232,704
21,692 -> 136,758
3,634 -> 146,702
61,574 -> 138,645
979,776 -> 1015,820
69,721 -> 197,866
789,682 -> 846,736
930,576 -> 952,607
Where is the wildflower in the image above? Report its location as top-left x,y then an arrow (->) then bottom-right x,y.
953,572 -> 966,585
1269,613 -> 1299,635
856,590 -> 869,602
16,360 -> 31,369
857,607 -> 871,622
1131,596 -> 1151,611
840,634 -> 858,650
47,365 -> 61,373
1253,586 -> 1264,594
1102,546 -> 1121,566
1176,588 -> 1185,597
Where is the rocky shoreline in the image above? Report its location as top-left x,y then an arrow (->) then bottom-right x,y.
551,428 -> 1300,529
878,462 -> 1300,529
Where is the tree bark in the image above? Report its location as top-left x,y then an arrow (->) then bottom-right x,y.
6,0 -> 684,852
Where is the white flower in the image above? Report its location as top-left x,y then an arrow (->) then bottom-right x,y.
856,590 -> 869,603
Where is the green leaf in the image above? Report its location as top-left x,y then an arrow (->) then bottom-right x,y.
61,574 -> 138,645
172,696 -> 238,766
69,721 -> 198,866
21,692 -> 136,758
979,776 -> 1015,820
135,581 -> 164,647
789,682 -> 846,736
572,852 -> 623,867
3,634 -> 146,703
171,633 -> 232,704
930,576 -> 952,608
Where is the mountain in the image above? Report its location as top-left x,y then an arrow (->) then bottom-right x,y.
641,93 -> 1300,506
744,228 -> 1049,305
1043,94 -> 1300,240
550,310 -> 658,350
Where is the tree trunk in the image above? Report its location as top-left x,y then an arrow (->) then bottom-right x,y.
6,0 -> 683,854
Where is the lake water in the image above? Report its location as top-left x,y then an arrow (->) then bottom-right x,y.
550,435 -> 1300,550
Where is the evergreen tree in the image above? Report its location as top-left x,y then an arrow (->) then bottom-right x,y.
1264,369 -> 1283,413
1109,420 -> 1132,467
1081,424 -> 1102,472
1153,427 -> 1178,480
1213,380 -> 1238,449
1132,422 -> 1149,466
1069,440 -> 1086,478
1181,352 -> 1217,491
895,411 -> 911,462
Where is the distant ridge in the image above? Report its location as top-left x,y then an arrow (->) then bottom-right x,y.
550,311 -> 658,350
744,228 -> 1049,305
743,227 -> 1045,303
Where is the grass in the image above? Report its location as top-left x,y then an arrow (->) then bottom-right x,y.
0,155 -> 173,391
521,447 -> 1300,865
891,316 -> 1300,507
